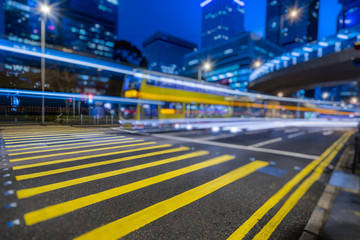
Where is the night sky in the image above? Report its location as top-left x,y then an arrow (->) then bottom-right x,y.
118,0 -> 342,49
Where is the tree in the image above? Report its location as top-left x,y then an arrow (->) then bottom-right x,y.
0,70 -> 37,90
46,66 -> 79,93
114,40 -> 148,68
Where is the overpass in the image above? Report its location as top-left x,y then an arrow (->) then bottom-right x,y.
249,26 -> 360,96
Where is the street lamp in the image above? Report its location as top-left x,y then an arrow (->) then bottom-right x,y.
279,7 -> 300,44
350,97 -> 358,105
289,9 -> 299,18
322,92 -> 330,100
254,60 -> 262,68
39,3 -> 51,125
198,61 -> 212,80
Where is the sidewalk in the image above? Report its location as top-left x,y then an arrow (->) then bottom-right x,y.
300,136 -> 360,240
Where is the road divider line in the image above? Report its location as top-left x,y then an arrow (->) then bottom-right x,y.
153,134 -> 318,159
16,147 -> 191,181
8,138 -> 135,156
250,138 -> 283,148
199,133 -> 238,141
13,144 -> 172,170
73,160 -> 269,240
6,136 -> 126,151
252,134 -> 347,240
284,129 -> 299,133
19,150 -> 209,200
323,131 -> 333,136
10,140 -> 149,162
288,132 -> 306,139
227,131 -> 352,240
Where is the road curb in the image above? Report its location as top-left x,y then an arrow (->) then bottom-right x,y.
299,138 -> 353,240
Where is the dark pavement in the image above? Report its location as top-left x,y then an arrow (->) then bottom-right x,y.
0,125 -> 354,240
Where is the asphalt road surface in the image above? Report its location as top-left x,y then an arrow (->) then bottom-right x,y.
0,125 -> 354,240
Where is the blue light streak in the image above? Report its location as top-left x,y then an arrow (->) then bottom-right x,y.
0,88 -> 163,105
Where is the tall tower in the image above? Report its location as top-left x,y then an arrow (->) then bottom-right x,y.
265,0 -> 320,50
201,0 -> 245,49
338,0 -> 360,31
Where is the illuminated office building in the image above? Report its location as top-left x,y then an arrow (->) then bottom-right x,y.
183,32 -> 283,91
0,0 -> 119,95
201,0 -> 245,49
338,0 -> 360,30
266,0 -> 320,50
1,0 -> 118,58
142,32 -> 197,75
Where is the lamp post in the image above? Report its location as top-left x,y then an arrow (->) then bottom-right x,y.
198,62 -> 212,81
40,3 -> 51,125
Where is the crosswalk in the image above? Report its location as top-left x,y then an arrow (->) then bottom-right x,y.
0,126 -> 269,239
0,126 -> 353,240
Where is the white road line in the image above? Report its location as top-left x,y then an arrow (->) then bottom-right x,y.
250,137 -> 283,148
323,131 -> 333,136
285,129 -> 299,133
153,134 -> 318,160
200,134 -> 238,141
288,132 -> 306,139
308,129 -> 323,134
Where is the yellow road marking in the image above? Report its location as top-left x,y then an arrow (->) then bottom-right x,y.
16,147 -> 190,181
227,131 -> 352,240
73,160 -> 268,240
10,140 -> 149,162
13,144 -> 172,170
3,132 -> 103,139
2,128 -> 100,133
6,136 -> 126,151
18,150 -> 206,199
5,134 -> 105,144
5,136 -> 124,149
23,151 -> 219,224
8,138 -> 135,156
2,131 -> 99,137
253,135 -> 348,240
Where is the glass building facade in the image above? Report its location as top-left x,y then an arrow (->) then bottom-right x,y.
183,32 -> 283,91
266,0 -> 320,50
1,0 -> 118,58
0,0 -> 119,96
142,32 -> 197,75
338,0 -> 360,30
201,0 -> 245,49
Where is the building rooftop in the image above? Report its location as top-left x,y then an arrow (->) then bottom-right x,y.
142,31 -> 197,49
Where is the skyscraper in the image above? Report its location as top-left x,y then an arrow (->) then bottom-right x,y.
0,0 -> 120,95
2,0 -> 118,58
266,0 -> 320,50
338,0 -> 360,30
201,0 -> 245,49
0,0 -> 4,36
142,32 -> 197,75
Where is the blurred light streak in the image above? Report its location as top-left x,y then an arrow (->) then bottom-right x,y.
0,39 -> 340,105
0,88 -> 162,105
